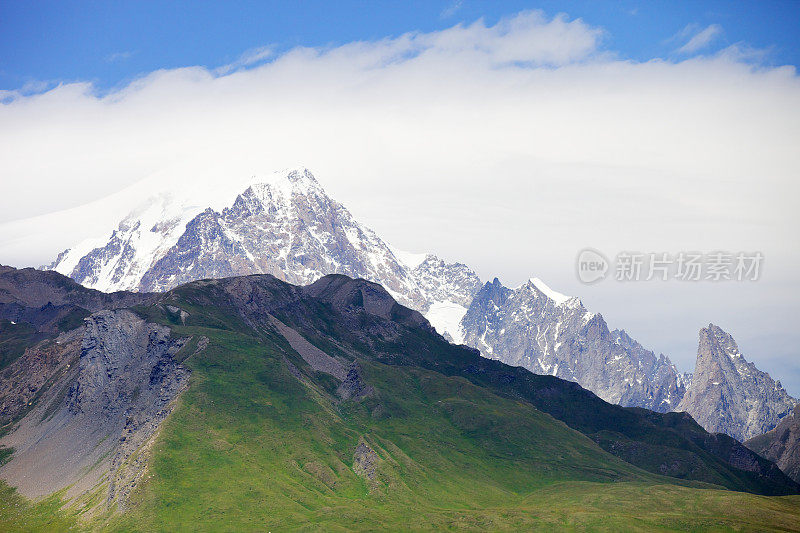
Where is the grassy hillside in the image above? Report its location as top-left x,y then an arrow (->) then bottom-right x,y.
0,483 -> 76,532
2,275 -> 800,531
105,285 -> 800,530
99,324 -> 643,530
87,321 -> 796,531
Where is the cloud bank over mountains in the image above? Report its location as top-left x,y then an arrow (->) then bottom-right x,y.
1,10 -> 798,388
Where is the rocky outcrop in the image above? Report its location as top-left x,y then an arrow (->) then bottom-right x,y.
0,265 -> 156,371
460,278 -> 685,412
746,404 -> 800,483
0,309 -> 190,507
353,438 -> 380,484
337,361 -> 375,402
677,324 -> 797,442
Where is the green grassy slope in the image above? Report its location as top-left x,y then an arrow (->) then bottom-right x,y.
99,326 -> 799,532
2,275 -> 799,531
0,483 -> 76,532
100,284 -> 800,531
102,325 -> 653,531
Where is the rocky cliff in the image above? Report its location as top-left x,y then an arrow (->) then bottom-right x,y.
677,324 -> 797,442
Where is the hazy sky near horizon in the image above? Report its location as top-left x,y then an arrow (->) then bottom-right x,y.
1,2 -> 799,393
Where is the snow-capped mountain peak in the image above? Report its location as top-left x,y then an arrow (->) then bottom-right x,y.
246,167 -> 322,202
46,168 -> 483,344
51,168 -> 323,293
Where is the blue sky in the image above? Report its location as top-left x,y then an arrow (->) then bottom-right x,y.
2,0 -> 799,92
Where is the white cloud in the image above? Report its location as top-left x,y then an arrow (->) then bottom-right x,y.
674,23 -> 723,54
106,50 -> 135,63
215,45 -> 274,75
441,0 -> 463,19
0,10 -> 798,389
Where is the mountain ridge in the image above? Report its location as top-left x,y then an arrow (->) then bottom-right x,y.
40,168 -> 797,442
3,266 -> 797,502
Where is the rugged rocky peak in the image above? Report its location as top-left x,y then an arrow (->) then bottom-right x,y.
677,324 -> 797,442
460,277 -> 684,412
410,255 -> 482,309
470,278 -> 512,311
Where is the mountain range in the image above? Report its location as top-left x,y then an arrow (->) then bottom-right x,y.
44,168 -> 797,444
1,265 -> 799,529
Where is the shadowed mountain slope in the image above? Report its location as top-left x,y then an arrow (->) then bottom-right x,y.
747,404 -> 800,484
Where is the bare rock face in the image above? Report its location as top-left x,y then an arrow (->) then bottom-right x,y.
0,309 -> 190,508
460,278 -> 685,412
746,404 -> 800,483
677,325 -> 797,442
67,310 -> 188,418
